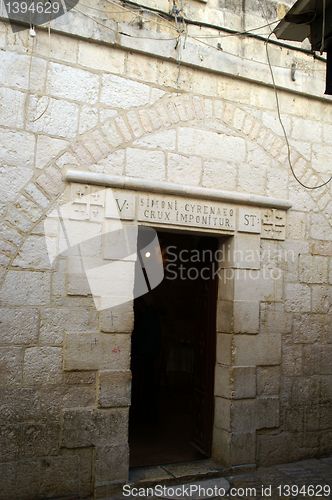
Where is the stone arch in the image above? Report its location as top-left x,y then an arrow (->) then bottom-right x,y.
1,92 -> 331,284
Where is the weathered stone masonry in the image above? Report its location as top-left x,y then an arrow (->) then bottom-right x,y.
0,0 -> 331,497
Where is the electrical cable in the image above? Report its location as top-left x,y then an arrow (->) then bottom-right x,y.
113,0 -> 326,61
265,33 -> 332,189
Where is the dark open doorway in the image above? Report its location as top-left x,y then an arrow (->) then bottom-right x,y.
129,229 -> 219,467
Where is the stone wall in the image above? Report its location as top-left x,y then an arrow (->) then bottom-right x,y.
0,0 -> 331,496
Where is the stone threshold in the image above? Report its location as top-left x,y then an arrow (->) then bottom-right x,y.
107,459 -> 233,499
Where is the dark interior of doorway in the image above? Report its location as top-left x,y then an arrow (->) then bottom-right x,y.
129,229 -> 218,467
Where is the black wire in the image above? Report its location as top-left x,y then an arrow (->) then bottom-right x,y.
265,33 -> 332,189
119,0 -> 327,62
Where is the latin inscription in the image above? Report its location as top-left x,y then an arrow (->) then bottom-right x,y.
238,208 -> 261,233
137,194 -> 235,231
68,184 -> 287,238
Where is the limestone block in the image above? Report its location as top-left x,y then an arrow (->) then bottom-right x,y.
214,397 -> 231,431
167,153 -> 202,185
66,256 -> 91,297
126,147 -> 165,180
234,269 -> 282,302
285,283 -> 311,312
302,344 -> 321,375
299,255 -> 329,284
97,150 -> 125,176
202,159 -> 237,191
320,404 -> 332,431
34,29 -> 79,64
323,123 -> 332,144
233,332 -> 281,366
320,346 -> 332,374
256,397 -> 279,429
100,74 -> 151,108
78,42 -> 125,73
0,424 -> 20,461
95,443 -> 129,483
231,400 -> 256,433
257,432 -> 306,465
47,62 -> 99,103
101,121 -> 124,149
125,110 -> 144,139
257,366 -> 280,396
64,332 -> 130,371
0,348 -> 23,387
310,241 -> 332,256
15,194 -> 43,223
232,367 -> 256,399
4,206 -> 34,233
214,365 -> 231,399
293,313 -> 326,343
238,153 -> 267,196
20,421 -> 60,457
35,136 -> 68,170
39,449 -> 93,499
23,347 -> 63,385
98,370 -> 131,408
126,52 -> 159,84
0,308 -> 39,345
216,300 -> 233,333
13,235 -> 53,270
114,116 -> 132,142
220,233 -> 261,270
260,302 -> 292,335
312,143 -> 332,175
233,301 -> 260,334
135,129 -> 176,151
217,270 -> 234,301
79,105 -> 99,134
27,96 -> 79,138
0,129 -> 35,168
99,302 -> 134,333
0,222 -> 23,247
61,407 -> 128,448
321,375 -> 332,400
62,385 -> 96,409
0,87 -> 25,128
291,117 -> 322,142
286,211 -> 307,240
212,427 -> 231,465
230,432 -> 256,465
0,271 -> 51,306
64,371 -> 96,385
0,51 -> 30,89
24,183 -> 49,209
0,166 -> 32,205
216,333 -> 232,365
310,212 -> 332,240
177,128 -> 246,161
291,376 -> 320,404
39,307 -> 97,346
281,345 -> 302,376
